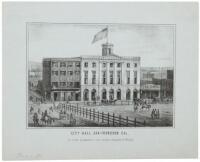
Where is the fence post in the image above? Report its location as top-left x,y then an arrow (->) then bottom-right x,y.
93,109 -> 95,121
102,112 -> 104,123
134,118 -> 136,127
86,108 -> 88,118
143,120 -> 146,126
113,113 -> 115,126
98,111 -> 99,122
126,116 -> 129,126
119,115 -> 121,127
83,108 -> 84,117
89,109 -> 91,120
107,113 -> 110,126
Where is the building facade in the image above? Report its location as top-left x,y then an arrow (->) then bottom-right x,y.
81,43 -> 140,102
43,58 -> 81,101
42,43 -> 141,102
140,67 -> 173,99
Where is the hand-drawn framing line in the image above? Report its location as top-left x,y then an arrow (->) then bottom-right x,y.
26,22 -> 176,129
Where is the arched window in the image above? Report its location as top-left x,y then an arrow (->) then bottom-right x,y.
83,89 -> 89,101
117,89 -> 121,100
91,89 -> 96,101
126,89 -> 131,100
102,89 -> 107,100
109,89 -> 114,100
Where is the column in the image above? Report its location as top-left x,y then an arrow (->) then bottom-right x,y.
88,89 -> 91,102
106,89 -> 109,101
51,92 -> 54,102
114,89 -> 117,100
60,91 -> 64,101
81,89 -> 84,101
137,91 -> 140,99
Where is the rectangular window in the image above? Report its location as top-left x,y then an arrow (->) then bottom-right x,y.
84,62 -> 88,67
108,48 -> 111,54
110,63 -> 113,67
74,82 -> 80,88
117,71 -> 121,84
127,71 -> 130,84
52,82 -> 58,88
92,71 -> 96,84
60,62 -> 66,67
127,63 -> 130,68
76,62 -> 80,67
134,63 -> 137,67
60,71 -> 66,76
68,71 -> 73,75
102,71 -> 107,84
75,71 -> 80,75
60,82 -> 66,86
117,63 -> 121,67
92,62 -> 96,68
67,62 -> 73,68
84,71 -> 88,84
52,62 -> 58,67
134,71 -> 137,84
103,63 -> 106,68
67,82 -> 73,87
110,71 -> 114,84
52,71 -> 58,76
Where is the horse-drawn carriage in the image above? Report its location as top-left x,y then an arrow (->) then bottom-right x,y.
101,99 -> 118,105
134,98 -> 151,112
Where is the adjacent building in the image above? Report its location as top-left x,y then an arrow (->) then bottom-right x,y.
43,43 -> 141,102
43,58 -> 81,101
140,67 -> 174,100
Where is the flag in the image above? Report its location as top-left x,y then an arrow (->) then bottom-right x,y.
92,27 -> 108,44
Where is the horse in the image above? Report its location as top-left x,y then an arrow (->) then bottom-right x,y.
109,99 -> 118,105
141,104 -> 151,111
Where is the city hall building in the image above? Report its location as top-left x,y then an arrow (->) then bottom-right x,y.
43,43 -> 141,102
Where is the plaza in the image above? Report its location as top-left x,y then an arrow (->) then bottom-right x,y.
28,101 -> 173,127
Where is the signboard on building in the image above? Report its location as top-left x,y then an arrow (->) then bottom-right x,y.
141,84 -> 160,90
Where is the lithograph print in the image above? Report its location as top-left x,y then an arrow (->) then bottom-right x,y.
27,23 -> 175,127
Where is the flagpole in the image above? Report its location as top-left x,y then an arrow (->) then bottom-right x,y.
106,25 -> 109,43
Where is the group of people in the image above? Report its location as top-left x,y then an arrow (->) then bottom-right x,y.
134,100 -> 151,112
31,106 -> 55,126
151,109 -> 160,119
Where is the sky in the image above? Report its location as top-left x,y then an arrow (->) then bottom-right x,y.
28,23 -> 175,67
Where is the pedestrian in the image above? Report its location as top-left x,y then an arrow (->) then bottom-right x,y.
30,106 -> 34,113
38,108 -> 41,114
33,113 -> 39,126
151,109 -> 155,119
157,109 -> 160,119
